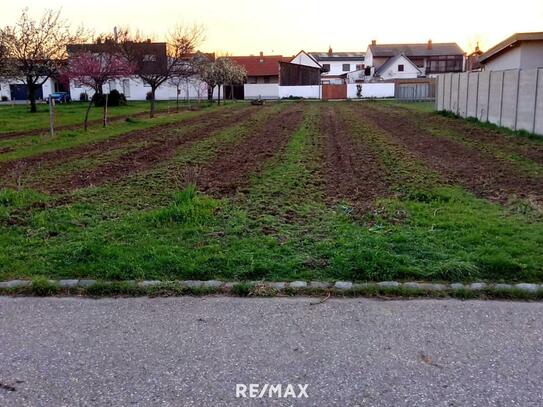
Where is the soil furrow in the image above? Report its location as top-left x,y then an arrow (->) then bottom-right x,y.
322,105 -> 389,210
374,103 -> 543,166
0,107 -> 254,188
45,107 -> 260,193
357,104 -> 543,203
196,103 -> 305,196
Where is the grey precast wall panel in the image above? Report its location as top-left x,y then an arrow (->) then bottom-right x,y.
500,69 -> 520,129
458,72 -> 469,117
436,75 -> 444,110
443,74 -> 452,111
467,72 -> 479,118
450,74 -> 460,114
488,71 -> 504,126
516,69 -> 538,132
535,69 -> 543,135
477,71 -> 491,121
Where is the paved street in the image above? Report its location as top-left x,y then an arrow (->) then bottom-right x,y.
1,297 -> 542,406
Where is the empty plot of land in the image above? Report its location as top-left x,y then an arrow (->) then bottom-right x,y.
357,103 -> 543,203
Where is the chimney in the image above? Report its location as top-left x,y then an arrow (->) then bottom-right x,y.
328,46 -> 333,56
427,39 -> 432,50
371,40 -> 376,46
259,51 -> 264,63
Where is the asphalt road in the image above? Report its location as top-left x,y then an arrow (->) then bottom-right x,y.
1,297 -> 542,406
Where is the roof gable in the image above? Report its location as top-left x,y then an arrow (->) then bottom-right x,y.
375,54 -> 421,76
290,50 -> 322,68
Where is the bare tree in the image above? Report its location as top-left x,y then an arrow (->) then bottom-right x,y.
195,58 -> 218,102
0,8 -> 87,112
67,50 -> 134,130
117,24 -> 204,118
168,53 -> 200,112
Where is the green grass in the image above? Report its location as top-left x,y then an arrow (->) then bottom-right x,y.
0,101 -> 542,283
0,100 -> 208,134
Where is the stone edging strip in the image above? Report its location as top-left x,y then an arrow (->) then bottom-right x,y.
1,279 -> 543,300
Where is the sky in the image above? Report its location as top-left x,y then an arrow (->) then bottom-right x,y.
1,0 -> 542,56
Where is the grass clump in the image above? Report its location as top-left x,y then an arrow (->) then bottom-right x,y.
31,277 -> 59,296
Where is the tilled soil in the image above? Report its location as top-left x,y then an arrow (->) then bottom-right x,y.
321,105 -> 389,209
0,107 -> 255,191
357,104 -> 543,203
46,107 -> 259,193
374,104 -> 543,166
196,103 -> 305,196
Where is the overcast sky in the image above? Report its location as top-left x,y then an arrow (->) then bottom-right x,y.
1,0 -> 542,56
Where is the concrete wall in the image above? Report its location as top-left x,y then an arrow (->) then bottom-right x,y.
347,83 -> 394,99
436,68 -> 543,136
244,84 -> 278,99
278,85 -> 321,99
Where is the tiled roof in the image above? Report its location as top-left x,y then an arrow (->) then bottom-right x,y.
228,55 -> 291,76
479,32 -> 543,63
369,43 -> 464,57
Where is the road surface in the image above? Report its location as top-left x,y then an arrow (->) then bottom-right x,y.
1,297 -> 542,406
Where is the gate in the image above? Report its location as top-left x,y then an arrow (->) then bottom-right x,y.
9,84 -> 43,101
394,79 -> 435,101
322,84 -> 347,100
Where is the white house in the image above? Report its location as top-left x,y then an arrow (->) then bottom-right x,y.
0,77 -> 56,102
373,54 -> 421,80
479,32 -> 543,71
365,40 -> 464,80
67,42 -> 215,101
309,49 -> 365,84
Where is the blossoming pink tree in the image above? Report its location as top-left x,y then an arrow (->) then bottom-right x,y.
67,51 -> 134,130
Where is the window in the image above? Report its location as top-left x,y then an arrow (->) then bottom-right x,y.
356,64 -> 364,70
143,54 -> 157,62
342,63 -> 350,72
322,63 -> 330,72
398,64 -> 404,72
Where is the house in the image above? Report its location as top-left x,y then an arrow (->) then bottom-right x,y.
479,32 -> 543,71
309,48 -> 365,84
0,77 -> 56,102
373,54 -> 422,80
278,51 -> 323,99
365,40 -> 465,80
67,40 -> 214,101
228,53 -> 291,99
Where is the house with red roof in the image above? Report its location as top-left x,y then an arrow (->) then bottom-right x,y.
228,52 -> 291,99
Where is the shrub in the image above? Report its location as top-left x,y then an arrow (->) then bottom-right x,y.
79,92 -> 88,101
1,96 -> 8,102
93,90 -> 127,107
146,91 -> 153,101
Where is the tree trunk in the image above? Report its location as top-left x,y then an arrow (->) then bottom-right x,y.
28,80 -> 37,113
84,97 -> 93,131
150,88 -> 156,118
176,88 -> 179,113
231,84 -> 234,102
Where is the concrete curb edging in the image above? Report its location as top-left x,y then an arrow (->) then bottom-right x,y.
1,279 -> 543,299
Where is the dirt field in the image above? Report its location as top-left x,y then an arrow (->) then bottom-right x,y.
1,101 -> 542,283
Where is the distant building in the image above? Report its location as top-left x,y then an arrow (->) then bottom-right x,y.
365,40 -> 464,80
67,41 -> 215,101
479,32 -> 543,71
227,52 -> 291,99
465,44 -> 484,72
309,48 -> 365,84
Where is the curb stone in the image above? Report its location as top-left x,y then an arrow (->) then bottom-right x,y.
289,281 -> 307,289
1,279 -> 542,298
334,281 -> 353,290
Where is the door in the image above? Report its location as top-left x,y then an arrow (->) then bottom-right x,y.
10,84 -> 43,101
322,84 -> 347,100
